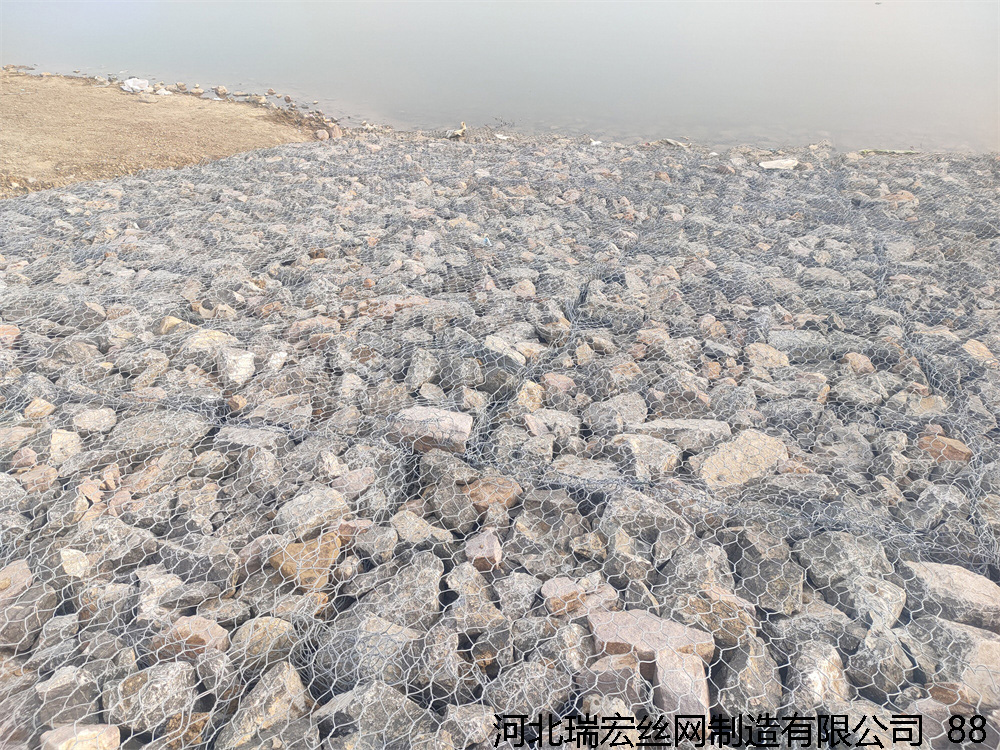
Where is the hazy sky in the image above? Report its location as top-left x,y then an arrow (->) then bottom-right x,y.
3,1 -> 997,149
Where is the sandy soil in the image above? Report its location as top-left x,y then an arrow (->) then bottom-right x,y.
0,69 -> 320,199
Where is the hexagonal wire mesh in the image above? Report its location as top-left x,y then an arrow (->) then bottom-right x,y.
0,132 -> 999,749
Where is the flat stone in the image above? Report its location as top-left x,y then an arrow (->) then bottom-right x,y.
587,608 -> 714,663
918,434 -> 974,463
72,407 -> 118,434
759,158 -> 798,170
388,406 -> 473,453
109,411 -> 211,457
40,725 -> 120,750
149,615 -> 230,663
745,343 -> 790,368
633,418 -> 732,452
900,560 -> 1000,634
690,429 -> 788,490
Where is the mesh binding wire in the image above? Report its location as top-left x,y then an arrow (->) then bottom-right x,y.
1,131 -> 999,750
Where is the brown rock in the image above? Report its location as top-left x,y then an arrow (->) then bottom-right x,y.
842,352 -> 876,374
0,324 -> 20,348
918,434 -> 974,463
541,577 -> 588,616
463,476 -> 522,513
269,534 -> 341,589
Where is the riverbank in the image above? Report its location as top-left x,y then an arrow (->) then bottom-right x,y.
0,68 -> 345,199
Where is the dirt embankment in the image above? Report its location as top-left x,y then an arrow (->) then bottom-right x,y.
0,69 -> 336,198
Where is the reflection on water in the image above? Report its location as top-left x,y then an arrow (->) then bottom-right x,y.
2,1 -> 997,151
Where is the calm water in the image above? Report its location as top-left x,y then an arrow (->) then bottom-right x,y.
2,1 -> 997,151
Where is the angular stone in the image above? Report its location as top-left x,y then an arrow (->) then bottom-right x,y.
34,665 -> 100,727
633,418 -> 731,452
608,434 -> 682,482
918,434 -> 974,463
269,533 -> 341,589
446,562 -> 507,636
214,662 -> 312,750
691,429 -> 787,490
388,407 -> 473,453
494,573 -> 542,620
845,628 -> 913,702
314,679 -> 432,745
309,612 -> 421,694
228,616 -> 295,677
39,725 -> 120,750
465,528 -> 503,571
575,652 -> 651,713
784,641 -> 851,713
485,661 -> 573,720
836,574 -> 906,629
541,576 -> 588,616
159,535 -> 239,591
745,343 -> 789,368
273,485 -> 350,540
109,411 -> 211,457
792,531 -> 893,597
900,560 -> 1000,635
899,616 -> 1000,709
1,571 -> 57,652
587,608 -> 715,664
356,551 -> 443,631
149,615 -> 229,663
714,636 -> 782,716
102,661 -> 196,734
462,476 -> 522,514
582,392 -> 648,435
413,617 -> 481,703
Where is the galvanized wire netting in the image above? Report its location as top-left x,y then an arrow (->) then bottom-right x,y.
1,131 -> 999,749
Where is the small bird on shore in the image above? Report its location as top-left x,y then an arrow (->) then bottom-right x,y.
447,122 -> 467,140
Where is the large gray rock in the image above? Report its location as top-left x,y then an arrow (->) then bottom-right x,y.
34,665 -> 100,727
388,406 -> 473,453
308,612 -> 421,694
109,411 -> 211,458
314,679 -> 434,745
273,485 -> 350,540
899,616 -> 1000,710
102,661 -> 197,734
355,551 -> 444,631
214,661 -> 312,750
485,661 -> 573,720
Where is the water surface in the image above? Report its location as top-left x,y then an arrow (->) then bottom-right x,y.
3,0 -> 997,150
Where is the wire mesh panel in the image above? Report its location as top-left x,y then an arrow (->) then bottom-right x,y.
0,132 -> 999,749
